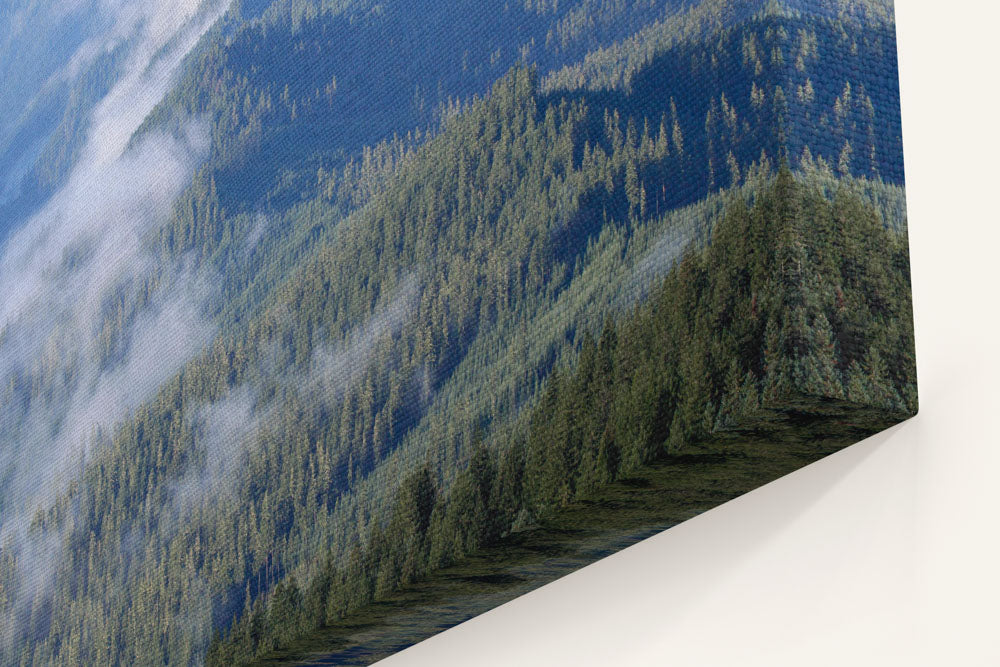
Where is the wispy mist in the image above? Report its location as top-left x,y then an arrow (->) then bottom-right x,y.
304,274 -> 420,404
166,274 -> 422,523
164,386 -> 261,529
0,0 -> 231,648
632,230 -> 689,288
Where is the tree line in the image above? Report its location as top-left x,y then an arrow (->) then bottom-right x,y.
1,2 -> 910,662
206,168 -> 916,664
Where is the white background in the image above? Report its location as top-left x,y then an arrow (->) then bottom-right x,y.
383,2 -> 1000,665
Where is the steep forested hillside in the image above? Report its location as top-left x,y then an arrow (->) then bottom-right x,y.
206,168 -> 916,665
0,1 -> 910,664
546,0 -> 903,181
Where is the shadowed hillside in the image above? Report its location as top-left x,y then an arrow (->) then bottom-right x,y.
0,2 -> 911,664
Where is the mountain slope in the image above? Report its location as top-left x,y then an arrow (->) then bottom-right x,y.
209,168 -> 916,665
0,2 -> 909,664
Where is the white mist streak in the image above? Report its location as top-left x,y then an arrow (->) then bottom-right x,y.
632,230 -> 688,286
305,274 -> 420,403
0,0 -> 231,649
164,275 -> 421,525
162,386 -> 261,538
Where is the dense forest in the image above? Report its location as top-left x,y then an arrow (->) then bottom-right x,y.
0,1 -> 912,664
206,168 -> 916,664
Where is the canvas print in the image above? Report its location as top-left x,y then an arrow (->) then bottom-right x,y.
0,0 -> 915,664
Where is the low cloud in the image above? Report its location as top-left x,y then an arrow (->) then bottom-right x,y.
161,274 -> 422,524
304,274 -> 420,403
0,124 -> 216,530
0,0 -> 231,649
243,212 -> 271,256
56,0 -> 224,87
627,229 -> 691,303
167,386 -> 261,525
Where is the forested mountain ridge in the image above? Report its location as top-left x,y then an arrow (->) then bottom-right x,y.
122,0 -> 901,347
208,168 -> 916,665
0,1 -> 910,664
137,0 -> 693,220
133,0 -> 899,229
545,0 -> 903,181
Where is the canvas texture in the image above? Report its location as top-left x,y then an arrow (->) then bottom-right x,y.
0,1 -> 915,664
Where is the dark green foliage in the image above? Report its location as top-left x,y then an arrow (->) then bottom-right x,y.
4,60 -> 716,664
524,167 -> 916,512
136,0 -> 690,222
0,3 -> 912,664
205,171 -> 916,664
546,1 -> 904,182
